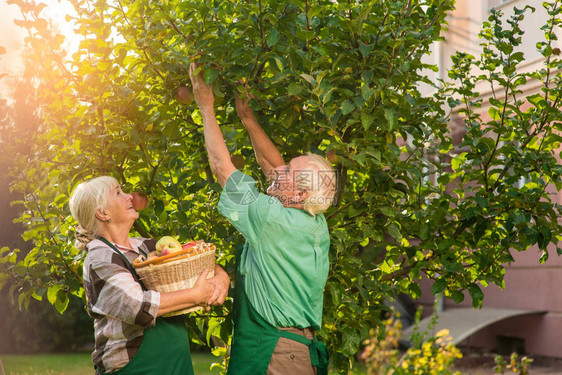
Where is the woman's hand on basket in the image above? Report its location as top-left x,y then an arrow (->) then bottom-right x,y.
207,265 -> 230,306
157,269 -> 215,316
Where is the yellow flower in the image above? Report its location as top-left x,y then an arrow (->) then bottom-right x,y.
436,328 -> 450,337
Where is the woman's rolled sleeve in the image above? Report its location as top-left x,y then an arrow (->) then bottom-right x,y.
86,258 -> 160,327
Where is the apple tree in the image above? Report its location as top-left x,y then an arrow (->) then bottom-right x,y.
2,0 -> 562,372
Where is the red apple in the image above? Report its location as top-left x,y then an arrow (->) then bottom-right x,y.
131,192 -> 148,210
156,236 -> 182,256
176,86 -> 194,105
326,149 -> 338,164
182,241 -> 197,250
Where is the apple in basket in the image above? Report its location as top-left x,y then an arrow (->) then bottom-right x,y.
155,236 -> 182,256
182,241 -> 196,250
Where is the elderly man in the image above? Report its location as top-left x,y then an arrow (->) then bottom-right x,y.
190,63 -> 336,375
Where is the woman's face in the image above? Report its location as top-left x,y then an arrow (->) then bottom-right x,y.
103,183 -> 139,225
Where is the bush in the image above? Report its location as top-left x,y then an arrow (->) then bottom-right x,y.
494,353 -> 533,375
360,309 -> 462,375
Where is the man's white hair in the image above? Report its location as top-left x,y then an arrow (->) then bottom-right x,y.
294,153 -> 337,215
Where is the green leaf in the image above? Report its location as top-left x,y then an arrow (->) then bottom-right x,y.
361,84 -> 373,100
341,100 -> 355,115
468,283 -> 484,308
451,290 -> 465,304
419,223 -> 430,241
54,290 -> 69,314
431,278 -> 447,295
539,250 -> 549,264
154,200 -> 165,216
266,28 -> 281,47
361,113 -> 374,130
358,43 -> 373,57
47,284 -> 62,305
300,73 -> 316,86
176,211 -> 188,225
385,222 -> 402,241
384,108 -> 397,130
538,228 -> 551,250
408,283 -> 422,299
328,282 -> 344,306
18,292 -> 29,310
203,68 -> 219,85
206,317 -> 222,345
272,56 -> 284,71
380,206 -> 395,217
341,328 -> 361,356
488,106 -> 500,120
451,153 -> 466,171
287,83 -> 304,96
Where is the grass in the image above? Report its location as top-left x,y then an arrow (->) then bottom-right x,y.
0,353 -> 93,375
0,352 -> 221,375
0,352 -> 368,375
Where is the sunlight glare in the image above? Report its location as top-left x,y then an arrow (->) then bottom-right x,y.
0,0 -> 80,100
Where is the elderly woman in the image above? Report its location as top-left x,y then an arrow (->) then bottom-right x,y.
69,176 -> 230,375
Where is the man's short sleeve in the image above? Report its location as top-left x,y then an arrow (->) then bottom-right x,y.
217,170 -> 274,246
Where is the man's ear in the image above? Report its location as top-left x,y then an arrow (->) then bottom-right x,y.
296,189 -> 309,204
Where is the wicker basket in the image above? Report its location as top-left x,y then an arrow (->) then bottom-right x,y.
132,241 -> 216,317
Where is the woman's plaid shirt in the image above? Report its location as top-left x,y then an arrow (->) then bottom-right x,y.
83,237 -> 160,373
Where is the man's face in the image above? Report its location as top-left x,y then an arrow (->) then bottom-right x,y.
267,155 -> 310,207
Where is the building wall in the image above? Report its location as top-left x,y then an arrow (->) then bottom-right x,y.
415,0 -> 562,358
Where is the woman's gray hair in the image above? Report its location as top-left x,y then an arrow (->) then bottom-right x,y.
69,176 -> 118,251
295,153 -> 337,215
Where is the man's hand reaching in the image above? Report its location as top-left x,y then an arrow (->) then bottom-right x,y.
234,93 -> 257,125
189,62 -> 215,113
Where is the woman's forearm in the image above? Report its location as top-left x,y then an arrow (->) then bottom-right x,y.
157,289 -> 204,316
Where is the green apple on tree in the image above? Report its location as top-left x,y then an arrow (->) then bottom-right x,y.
156,236 -> 182,256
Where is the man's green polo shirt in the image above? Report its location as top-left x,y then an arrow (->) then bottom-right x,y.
217,170 -> 330,329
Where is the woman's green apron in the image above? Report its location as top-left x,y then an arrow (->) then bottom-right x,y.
227,245 -> 329,375
95,237 -> 194,375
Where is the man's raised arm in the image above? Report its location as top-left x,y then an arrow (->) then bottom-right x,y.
235,95 -> 285,182
190,63 -> 236,187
